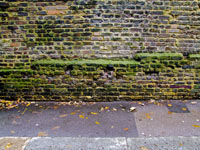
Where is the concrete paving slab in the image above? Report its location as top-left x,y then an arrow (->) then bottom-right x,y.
0,102 -> 138,137
134,102 -> 200,137
127,136 -> 200,150
24,137 -> 127,150
0,137 -> 29,150
166,101 -> 190,113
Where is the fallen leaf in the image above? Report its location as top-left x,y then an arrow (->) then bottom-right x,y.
85,117 -> 88,119
140,146 -> 148,150
32,111 -> 39,114
138,102 -> 144,106
90,112 -> 98,115
38,132 -> 48,137
182,108 -> 187,111
21,108 -> 28,115
146,113 -> 151,119
179,143 -> 183,146
192,125 -> 200,128
111,126 -> 114,128
86,96 -> 92,99
15,116 -> 21,119
112,108 -> 117,111
70,112 -> 76,115
167,104 -> 172,107
79,115 -> 85,119
123,128 -> 129,131
168,111 -> 173,114
12,120 -> 17,124
26,102 -> 31,107
121,108 -> 125,111
52,126 -> 60,130
149,99 -> 155,103
10,130 -> 15,134
95,121 -> 100,125
53,106 -> 58,109
105,106 -> 109,110
99,107 -> 104,112
6,105 -> 17,109
191,101 -> 197,104
59,114 -> 68,118
130,107 -> 136,112
5,143 -> 13,149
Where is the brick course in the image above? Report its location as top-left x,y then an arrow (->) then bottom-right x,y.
0,0 -> 200,101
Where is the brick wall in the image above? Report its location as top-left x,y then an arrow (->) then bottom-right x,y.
0,0 -> 200,101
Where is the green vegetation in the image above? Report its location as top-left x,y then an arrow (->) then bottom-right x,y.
134,53 -> 183,60
189,54 -> 200,60
0,69 -> 33,74
32,59 -> 140,66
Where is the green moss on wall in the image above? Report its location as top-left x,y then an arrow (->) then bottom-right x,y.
134,53 -> 184,60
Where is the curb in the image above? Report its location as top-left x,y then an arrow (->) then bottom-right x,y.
1,136 -> 200,150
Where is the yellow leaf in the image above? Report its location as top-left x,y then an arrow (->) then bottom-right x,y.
123,128 -> 129,131
85,117 -> 88,119
86,96 -> 92,99
182,108 -> 187,111
90,112 -> 98,115
167,104 -> 172,107
59,114 -> 68,118
5,143 -> 13,149
168,111 -> 173,114
105,106 -> 109,110
146,113 -> 151,119
38,132 -> 48,137
52,126 -> 60,130
26,103 -> 31,107
192,125 -> 200,128
70,112 -> 76,115
21,108 -> 28,115
140,146 -> 148,150
79,115 -> 85,119
95,121 -> 100,125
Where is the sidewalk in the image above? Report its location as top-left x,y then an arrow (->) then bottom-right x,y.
1,136 -> 200,150
0,100 -> 200,149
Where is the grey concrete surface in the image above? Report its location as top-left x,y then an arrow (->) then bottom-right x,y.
127,136 -> 200,150
24,137 -> 127,150
135,101 -> 200,137
22,137 -> 200,150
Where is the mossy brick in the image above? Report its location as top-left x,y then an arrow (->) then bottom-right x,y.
194,85 -> 200,89
189,54 -> 200,60
150,63 -> 163,68
0,69 -> 33,75
0,1 -> 200,101
134,53 -> 183,61
32,59 -> 140,67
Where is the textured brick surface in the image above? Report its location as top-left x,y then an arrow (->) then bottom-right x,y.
0,0 -> 200,101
